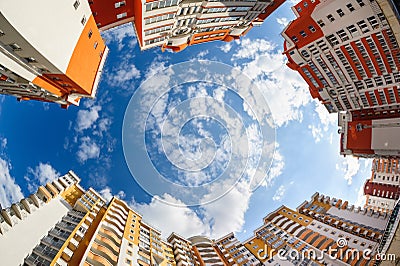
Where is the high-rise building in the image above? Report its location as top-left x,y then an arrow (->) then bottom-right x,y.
187,235 -> 226,265
0,0 -> 109,108
364,158 -> 400,213
282,0 -> 400,158
244,192 -> 389,265
167,232 -> 202,266
0,171 -> 176,266
88,0 -> 285,51
2,171 -> 398,265
214,232 -> 261,265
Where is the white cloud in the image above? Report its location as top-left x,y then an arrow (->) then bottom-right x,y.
111,66 -> 141,84
200,181 -> 252,238
272,185 -> 286,201
197,50 -> 209,58
102,24 -> 137,51
130,182 -> 253,239
314,100 -> 337,130
76,105 -> 101,132
308,124 -> 323,143
219,43 -> 232,53
25,162 -> 60,193
276,17 -> 289,28
233,38 -> 311,127
0,158 -> 24,208
99,186 -> 126,202
307,100 -> 337,143
0,138 -> 7,149
355,184 -> 366,208
77,137 -> 100,163
336,156 -> 360,185
131,194 -> 209,238
263,148 -> 285,187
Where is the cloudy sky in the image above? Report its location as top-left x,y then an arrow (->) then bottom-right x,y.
0,0 -> 372,241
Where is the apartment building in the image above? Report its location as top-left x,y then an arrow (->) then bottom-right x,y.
364,158 -> 400,213
215,232 -> 261,266
167,233 -> 202,266
0,171 -> 175,266
282,0 -> 400,158
244,192 -> 389,265
88,0 -> 285,51
0,0 -> 108,107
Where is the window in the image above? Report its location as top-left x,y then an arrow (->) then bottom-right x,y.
317,19 -> 325,27
73,0 -> 80,10
25,57 -> 36,63
0,29 -> 4,36
94,41 -> 98,49
10,43 -> 21,51
336,9 -> 344,17
126,258 -> 132,265
347,3 -> 355,12
356,0 -> 365,6
127,250 -> 133,255
327,14 -> 335,22
117,12 -> 127,19
300,30 -> 307,37
291,36 -> 299,42
115,1 -> 126,8
128,243 -> 133,248
308,25 -> 316,32
81,15 -> 86,25
297,6 -> 302,12
88,29 -> 93,38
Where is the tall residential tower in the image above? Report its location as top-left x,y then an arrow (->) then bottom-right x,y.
282,0 -> 400,158
0,0 -> 108,107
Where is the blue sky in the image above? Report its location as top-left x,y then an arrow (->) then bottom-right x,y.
0,0 -> 373,240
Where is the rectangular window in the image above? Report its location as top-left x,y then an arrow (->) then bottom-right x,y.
291,36 -> 299,42
115,1 -> 126,8
88,29 -> 93,38
336,9 -> 344,17
94,41 -> 98,49
10,43 -> 21,51
327,14 -> 335,22
317,19 -> 325,27
300,30 -> 307,37
73,0 -> 80,10
308,25 -> 316,32
117,12 -> 127,19
347,3 -> 355,12
25,57 -> 36,63
356,0 -> 365,6
81,15 -> 86,25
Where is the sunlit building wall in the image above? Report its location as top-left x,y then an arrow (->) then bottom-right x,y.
244,192 -> 389,265
88,0 -> 285,51
364,158 -> 400,213
282,0 -> 400,158
0,0 -> 109,108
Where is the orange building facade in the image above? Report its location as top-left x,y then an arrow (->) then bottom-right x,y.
0,0 -> 109,108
